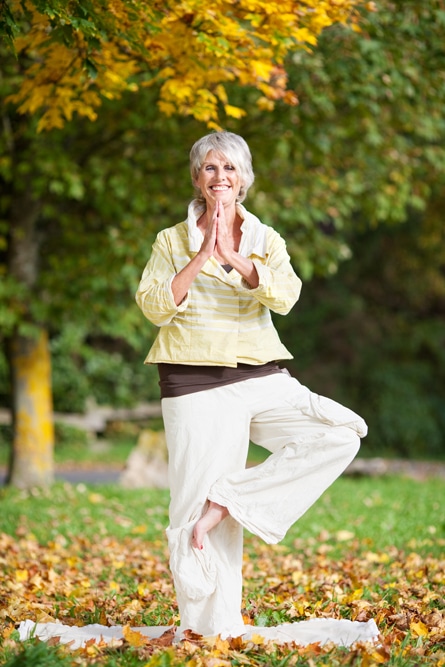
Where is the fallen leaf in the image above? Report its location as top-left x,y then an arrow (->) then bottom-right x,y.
122,624 -> 148,647
410,620 -> 429,637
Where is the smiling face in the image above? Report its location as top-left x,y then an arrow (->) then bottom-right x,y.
194,150 -> 243,209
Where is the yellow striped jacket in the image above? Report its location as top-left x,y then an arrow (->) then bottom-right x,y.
135,202 -> 302,367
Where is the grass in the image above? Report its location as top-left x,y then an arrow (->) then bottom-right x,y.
282,475 -> 445,557
0,475 -> 443,556
0,473 -> 444,665
0,483 -> 169,544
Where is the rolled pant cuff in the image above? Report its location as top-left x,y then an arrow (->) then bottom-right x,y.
166,522 -> 218,600
207,484 -> 284,544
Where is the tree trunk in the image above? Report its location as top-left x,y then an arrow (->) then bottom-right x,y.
8,328 -> 55,488
6,176 -> 54,487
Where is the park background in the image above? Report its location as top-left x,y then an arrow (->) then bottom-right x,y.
0,1 -> 444,665
1,0 -> 445,487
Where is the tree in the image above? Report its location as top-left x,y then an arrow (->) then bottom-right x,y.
234,0 -> 445,277
2,0 -> 364,130
230,0 -> 445,455
1,0 -> 365,487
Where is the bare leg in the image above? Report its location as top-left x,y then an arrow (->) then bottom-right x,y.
192,501 -> 229,550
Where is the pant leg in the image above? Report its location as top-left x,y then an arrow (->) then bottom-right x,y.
162,386 -> 251,637
208,372 -> 366,544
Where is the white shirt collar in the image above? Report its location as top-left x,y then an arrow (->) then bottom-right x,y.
186,200 -> 268,258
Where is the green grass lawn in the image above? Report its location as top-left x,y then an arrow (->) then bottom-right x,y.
0,475 -> 443,556
0,475 -> 444,666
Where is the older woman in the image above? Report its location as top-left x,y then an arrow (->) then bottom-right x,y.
135,131 -> 367,639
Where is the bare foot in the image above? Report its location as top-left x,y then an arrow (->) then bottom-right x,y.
192,501 -> 229,550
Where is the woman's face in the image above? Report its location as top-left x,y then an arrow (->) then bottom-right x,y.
194,150 -> 242,208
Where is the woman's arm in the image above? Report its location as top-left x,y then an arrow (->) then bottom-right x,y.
170,207 -> 219,305
240,229 -> 302,315
135,230 -> 190,326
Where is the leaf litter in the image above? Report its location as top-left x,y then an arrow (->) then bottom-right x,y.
1,526 -> 444,666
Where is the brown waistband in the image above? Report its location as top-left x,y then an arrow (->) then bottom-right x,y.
158,362 -> 282,398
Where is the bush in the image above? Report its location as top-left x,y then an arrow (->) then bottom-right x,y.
50,326 -> 159,412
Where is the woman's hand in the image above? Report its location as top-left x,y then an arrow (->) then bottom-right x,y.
199,205 -> 218,260
215,201 -> 259,288
213,201 -> 233,263
199,201 -> 232,263
170,205 -> 218,306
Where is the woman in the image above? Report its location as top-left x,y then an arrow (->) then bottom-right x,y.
135,131 -> 368,639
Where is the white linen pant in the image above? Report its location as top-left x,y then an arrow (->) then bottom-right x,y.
162,371 -> 367,637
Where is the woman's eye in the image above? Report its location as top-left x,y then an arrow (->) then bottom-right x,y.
203,164 -> 234,172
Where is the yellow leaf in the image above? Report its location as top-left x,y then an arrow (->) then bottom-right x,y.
2,625 -> 16,639
30,573 -> 44,590
122,624 -> 147,647
369,649 -> 390,664
203,634 -> 230,653
257,97 -> 275,111
15,569 -> 28,582
250,633 -> 265,645
251,60 -> 274,80
88,493 -> 104,504
224,105 -> 246,119
137,583 -> 150,597
410,620 -> 429,637
336,530 -> 355,542
131,524 -> 147,535
85,643 -> 100,656
215,84 -> 228,104
343,587 -> 364,603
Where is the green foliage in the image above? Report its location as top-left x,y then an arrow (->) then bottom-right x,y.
1,0 -> 445,462
2,641 -> 73,667
222,0 -> 445,277
49,325 -> 160,411
279,214 -> 445,459
0,2 -> 17,48
2,0 -> 158,60
225,0 -> 445,458
365,360 -> 444,459
0,78 -> 196,411
53,422 -> 90,448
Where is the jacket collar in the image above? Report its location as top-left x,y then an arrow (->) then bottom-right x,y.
186,200 -> 268,258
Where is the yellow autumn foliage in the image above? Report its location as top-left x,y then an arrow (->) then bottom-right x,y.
6,0 -> 365,130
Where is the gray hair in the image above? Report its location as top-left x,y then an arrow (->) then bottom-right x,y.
190,131 -> 255,203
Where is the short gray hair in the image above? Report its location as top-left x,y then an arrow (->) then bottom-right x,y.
190,131 -> 255,203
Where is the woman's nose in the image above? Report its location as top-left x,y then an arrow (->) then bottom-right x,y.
214,166 -> 226,179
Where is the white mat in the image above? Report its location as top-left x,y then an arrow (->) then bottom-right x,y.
18,618 -> 379,649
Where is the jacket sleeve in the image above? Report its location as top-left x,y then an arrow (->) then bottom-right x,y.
135,231 -> 189,327
241,228 -> 302,315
